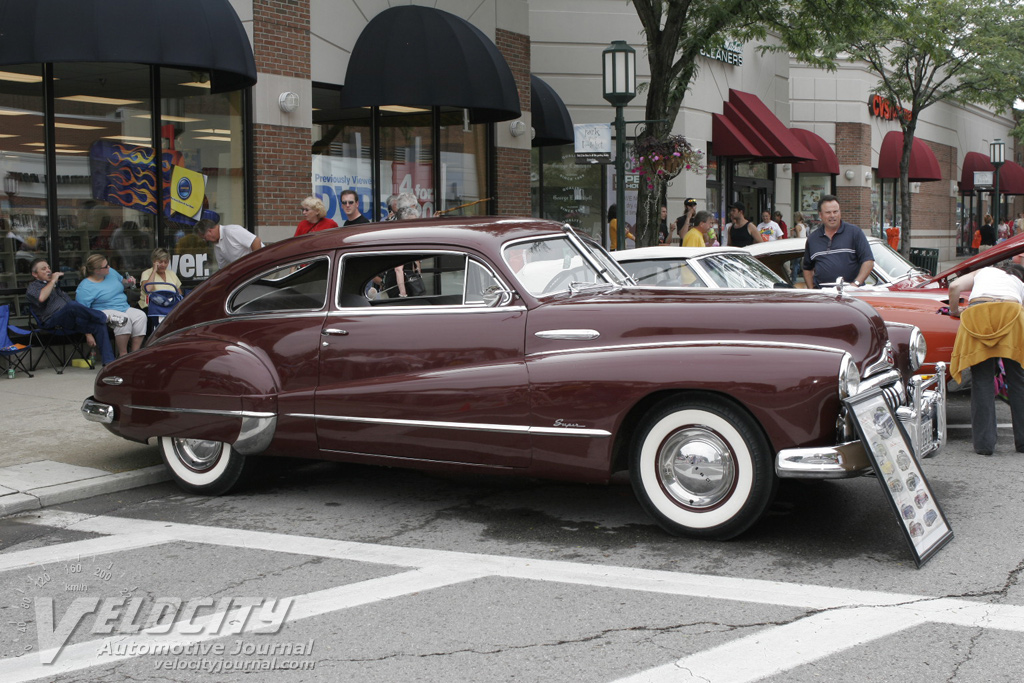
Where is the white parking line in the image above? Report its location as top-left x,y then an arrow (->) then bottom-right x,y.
4,510 -> 1023,683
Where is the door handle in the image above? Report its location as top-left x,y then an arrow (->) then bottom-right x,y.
322,328 -> 349,336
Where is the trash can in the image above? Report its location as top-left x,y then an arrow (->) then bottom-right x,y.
909,247 -> 939,276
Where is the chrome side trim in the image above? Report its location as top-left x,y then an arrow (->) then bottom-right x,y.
81,398 -> 114,424
101,376 -> 124,386
527,339 -> 847,359
125,405 -> 276,419
535,329 -> 600,341
287,413 -> 611,438
326,306 -> 528,317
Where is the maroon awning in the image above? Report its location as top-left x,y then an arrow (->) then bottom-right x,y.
711,89 -> 814,163
998,161 -> 1024,195
958,151 -> 995,193
790,128 -> 839,174
876,130 -> 942,181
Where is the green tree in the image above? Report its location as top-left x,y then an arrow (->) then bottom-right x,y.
835,0 -> 1024,256
628,0 -> 880,246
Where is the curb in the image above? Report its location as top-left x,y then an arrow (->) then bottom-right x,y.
0,465 -> 170,518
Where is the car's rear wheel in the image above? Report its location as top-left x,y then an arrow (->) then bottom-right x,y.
629,395 -> 776,540
160,437 -> 246,495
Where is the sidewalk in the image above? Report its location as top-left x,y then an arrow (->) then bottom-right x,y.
0,365 -> 168,517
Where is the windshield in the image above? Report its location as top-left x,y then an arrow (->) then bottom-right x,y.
504,234 -> 628,296
618,259 -> 708,288
698,253 -> 785,288
870,240 -> 918,281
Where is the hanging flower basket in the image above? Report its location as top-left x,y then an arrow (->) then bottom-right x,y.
630,134 -> 705,190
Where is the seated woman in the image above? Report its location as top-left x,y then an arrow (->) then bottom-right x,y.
139,247 -> 182,309
75,253 -> 147,357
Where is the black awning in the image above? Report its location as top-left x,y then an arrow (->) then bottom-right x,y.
0,0 -> 256,93
338,6 -> 520,124
531,75 -> 573,147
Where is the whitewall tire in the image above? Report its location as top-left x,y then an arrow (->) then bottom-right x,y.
160,437 -> 246,495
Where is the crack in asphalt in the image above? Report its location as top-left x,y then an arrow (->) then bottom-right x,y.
332,617 -> 796,663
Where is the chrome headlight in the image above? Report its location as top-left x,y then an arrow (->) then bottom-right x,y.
838,353 -> 861,399
909,326 -> 927,372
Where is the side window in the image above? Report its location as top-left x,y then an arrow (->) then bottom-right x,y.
338,252 -> 503,308
228,257 -> 329,314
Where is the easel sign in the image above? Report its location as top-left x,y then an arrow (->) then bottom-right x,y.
844,389 -> 953,568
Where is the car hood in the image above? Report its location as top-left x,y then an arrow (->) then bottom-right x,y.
538,287 -> 892,374
924,232 -> 1024,286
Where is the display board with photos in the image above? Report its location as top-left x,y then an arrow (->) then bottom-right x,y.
844,389 -> 953,568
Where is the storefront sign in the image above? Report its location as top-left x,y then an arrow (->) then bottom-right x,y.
843,389 -> 953,567
700,39 -> 743,66
973,170 -> 994,188
868,94 -> 912,122
574,124 -> 611,163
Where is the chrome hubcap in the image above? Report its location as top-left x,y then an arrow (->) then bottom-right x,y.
657,427 -> 736,509
171,438 -> 223,472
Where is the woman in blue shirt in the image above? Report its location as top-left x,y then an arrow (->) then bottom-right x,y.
76,253 -> 148,357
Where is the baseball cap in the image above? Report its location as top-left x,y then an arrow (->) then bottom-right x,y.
684,198 -> 697,207
728,200 -> 745,212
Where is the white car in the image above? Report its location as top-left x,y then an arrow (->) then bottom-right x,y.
612,246 -> 789,289
745,237 -> 932,290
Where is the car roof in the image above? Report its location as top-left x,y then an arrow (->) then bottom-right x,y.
926,232 -> 1024,284
613,246 -> 748,261
745,238 -> 804,256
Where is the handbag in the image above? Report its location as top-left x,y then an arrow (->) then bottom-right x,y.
403,262 -> 426,296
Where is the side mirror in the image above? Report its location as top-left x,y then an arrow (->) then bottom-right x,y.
481,285 -> 512,308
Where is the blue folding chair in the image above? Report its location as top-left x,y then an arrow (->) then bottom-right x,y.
0,304 -> 33,378
25,300 -> 95,374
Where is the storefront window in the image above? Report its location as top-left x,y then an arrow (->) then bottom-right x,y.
0,65 -> 45,305
159,67 -> 246,278
312,100 -> 372,225
438,107 -> 488,216
379,109 -> 433,218
735,160 -> 769,179
51,63 -> 153,285
531,144 -> 603,240
796,173 -> 830,232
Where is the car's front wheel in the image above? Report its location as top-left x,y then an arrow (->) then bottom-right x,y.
160,437 -> 246,495
629,395 -> 776,540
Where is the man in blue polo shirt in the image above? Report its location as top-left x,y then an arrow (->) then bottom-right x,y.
802,194 -> 874,288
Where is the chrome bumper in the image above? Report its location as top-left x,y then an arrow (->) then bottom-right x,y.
82,397 -> 115,424
776,363 -> 947,478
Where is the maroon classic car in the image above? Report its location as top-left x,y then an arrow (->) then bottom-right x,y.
82,218 -> 945,540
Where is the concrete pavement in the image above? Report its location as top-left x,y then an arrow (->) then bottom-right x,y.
0,364 -> 168,517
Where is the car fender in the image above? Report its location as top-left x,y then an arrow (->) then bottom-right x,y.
93,336 -> 279,447
524,341 -> 847,480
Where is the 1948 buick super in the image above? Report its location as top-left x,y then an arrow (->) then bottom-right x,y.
82,218 -> 945,539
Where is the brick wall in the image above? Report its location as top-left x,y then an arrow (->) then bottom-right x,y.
494,28 -> 530,217
253,125 -> 310,228
252,0 -> 310,77
252,0 -> 311,232
834,122 -> 873,228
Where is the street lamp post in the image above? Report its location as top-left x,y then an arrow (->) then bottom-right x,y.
602,40 -> 636,251
991,138 -> 1005,231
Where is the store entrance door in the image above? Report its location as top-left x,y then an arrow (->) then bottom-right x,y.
734,182 -> 769,221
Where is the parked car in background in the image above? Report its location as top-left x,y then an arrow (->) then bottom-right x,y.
83,219 -> 945,541
747,233 -> 1024,382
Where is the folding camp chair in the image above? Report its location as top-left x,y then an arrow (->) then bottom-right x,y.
25,300 -> 95,374
0,304 -> 33,378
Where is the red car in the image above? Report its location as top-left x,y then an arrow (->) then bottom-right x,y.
82,218 -> 945,540
749,235 -> 1024,384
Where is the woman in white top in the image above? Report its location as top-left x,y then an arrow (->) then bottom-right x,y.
949,264 -> 1024,454
791,212 -> 808,238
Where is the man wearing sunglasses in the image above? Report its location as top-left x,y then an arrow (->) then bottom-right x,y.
340,189 -> 369,226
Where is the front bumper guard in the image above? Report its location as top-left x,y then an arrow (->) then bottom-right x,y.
776,363 -> 947,479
